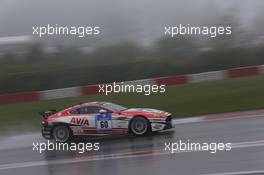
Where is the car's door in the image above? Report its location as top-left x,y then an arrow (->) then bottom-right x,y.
79,106 -> 114,133
67,106 -> 110,135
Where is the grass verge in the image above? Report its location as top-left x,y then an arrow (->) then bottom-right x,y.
1,75 -> 264,133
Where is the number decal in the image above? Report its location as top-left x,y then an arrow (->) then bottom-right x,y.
100,121 -> 109,128
95,113 -> 112,130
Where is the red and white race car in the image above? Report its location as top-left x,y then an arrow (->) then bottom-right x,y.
41,102 -> 173,142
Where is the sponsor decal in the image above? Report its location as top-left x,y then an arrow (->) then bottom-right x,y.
70,117 -> 89,126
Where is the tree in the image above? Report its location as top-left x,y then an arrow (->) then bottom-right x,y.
154,36 -> 197,61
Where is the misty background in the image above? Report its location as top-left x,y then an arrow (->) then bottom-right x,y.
1,0 -> 264,46
0,0 -> 264,93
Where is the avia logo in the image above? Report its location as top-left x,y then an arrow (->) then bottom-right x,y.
70,117 -> 89,126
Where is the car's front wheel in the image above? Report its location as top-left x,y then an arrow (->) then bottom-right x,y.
130,117 -> 150,136
52,125 -> 72,142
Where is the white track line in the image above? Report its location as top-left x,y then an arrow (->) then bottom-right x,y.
172,114 -> 264,125
172,117 -> 203,124
202,169 -> 264,175
202,114 -> 264,123
1,139 -> 264,171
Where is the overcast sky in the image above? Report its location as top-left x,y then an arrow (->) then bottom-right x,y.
0,0 -> 263,46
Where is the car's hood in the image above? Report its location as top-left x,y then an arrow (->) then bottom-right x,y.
123,108 -> 171,118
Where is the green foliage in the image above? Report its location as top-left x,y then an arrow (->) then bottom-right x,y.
0,38 -> 264,93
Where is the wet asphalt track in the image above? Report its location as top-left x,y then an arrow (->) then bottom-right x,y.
1,115 -> 264,175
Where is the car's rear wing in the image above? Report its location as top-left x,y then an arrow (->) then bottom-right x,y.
39,110 -> 57,118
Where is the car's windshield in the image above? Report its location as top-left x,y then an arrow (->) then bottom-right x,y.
103,102 -> 127,111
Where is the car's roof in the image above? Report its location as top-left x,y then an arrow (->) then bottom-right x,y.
59,102 -> 110,113
76,101 -> 109,107
83,101 -> 107,105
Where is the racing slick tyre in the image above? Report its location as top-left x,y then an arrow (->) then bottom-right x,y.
52,125 -> 72,142
130,117 -> 150,136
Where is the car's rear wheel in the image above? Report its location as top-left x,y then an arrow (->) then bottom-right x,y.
52,125 -> 71,142
130,117 -> 150,136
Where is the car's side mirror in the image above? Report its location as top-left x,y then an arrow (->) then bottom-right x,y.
99,109 -> 107,114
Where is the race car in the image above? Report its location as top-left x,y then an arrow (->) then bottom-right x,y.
40,102 -> 173,142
